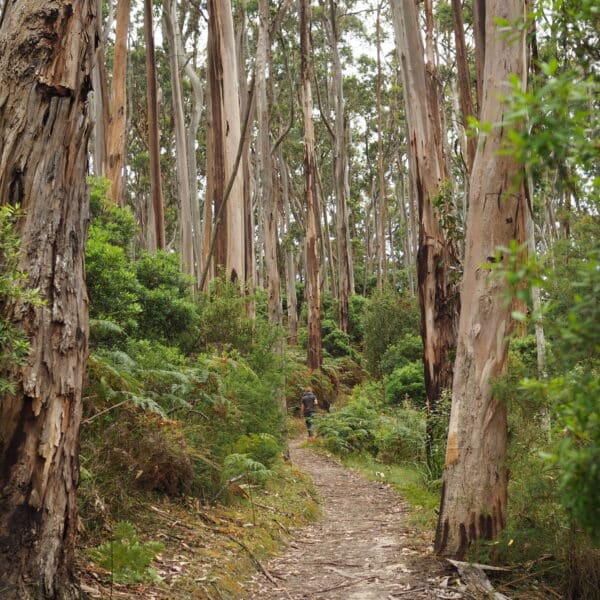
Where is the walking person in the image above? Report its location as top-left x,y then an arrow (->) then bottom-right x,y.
300,389 -> 318,437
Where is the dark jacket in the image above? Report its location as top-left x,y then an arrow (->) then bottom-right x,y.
301,392 -> 317,414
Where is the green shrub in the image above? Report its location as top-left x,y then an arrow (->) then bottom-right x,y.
348,294 -> 367,344
232,433 -> 282,468
374,409 -> 426,464
379,333 -> 423,375
88,521 -> 164,584
86,228 -> 141,331
197,279 -> 254,352
315,397 -> 380,455
362,289 -> 420,376
322,319 -> 357,359
385,361 -> 426,407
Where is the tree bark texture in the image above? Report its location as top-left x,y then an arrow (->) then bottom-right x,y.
144,0 -> 165,250
451,0 -> 476,173
391,0 -> 460,426
163,0 -> 194,277
105,0 -> 130,205
91,0 -> 109,177
257,0 -> 282,325
299,0 -> 322,370
206,0 -> 245,284
328,0 -> 353,332
434,0 -> 527,558
0,1 -> 95,596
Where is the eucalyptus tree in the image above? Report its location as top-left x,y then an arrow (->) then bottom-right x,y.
435,0 -> 529,557
299,0 -> 322,369
391,0 -> 460,455
106,0 -> 131,205
0,0 -> 96,595
203,0 -> 246,285
144,0 -> 165,249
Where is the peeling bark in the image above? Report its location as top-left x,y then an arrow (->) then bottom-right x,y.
0,0 -> 95,596
299,0 -> 322,370
435,0 -> 527,558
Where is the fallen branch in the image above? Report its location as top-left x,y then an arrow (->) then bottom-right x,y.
226,535 -> 279,586
315,575 -> 377,594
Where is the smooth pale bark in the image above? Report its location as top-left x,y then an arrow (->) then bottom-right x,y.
257,0 -> 282,325
105,0 -> 130,205
299,0 -> 322,370
0,1 -> 95,596
435,0 -> 527,558
144,0 -> 165,249
328,0 -> 353,331
392,0 -> 460,436
206,0 -> 245,284
163,0 -> 194,276
375,3 -> 387,289
181,40 -> 204,288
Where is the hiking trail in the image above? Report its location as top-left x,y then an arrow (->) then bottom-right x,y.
245,438 -> 466,599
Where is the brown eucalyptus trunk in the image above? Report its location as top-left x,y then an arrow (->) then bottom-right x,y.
206,0 -> 245,284
392,0 -> 460,443
451,0 -> 476,172
0,1 -> 95,596
105,0 -> 131,205
144,0 -> 165,249
299,0 -> 322,370
435,0 -> 527,558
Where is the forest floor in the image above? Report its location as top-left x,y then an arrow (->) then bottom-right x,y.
244,438 -> 466,599
79,435 -> 519,599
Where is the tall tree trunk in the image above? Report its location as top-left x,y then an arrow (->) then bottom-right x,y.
235,3 -> 257,316
144,0 -> 165,249
392,0 -> 460,456
328,0 -> 353,332
299,0 -> 322,370
92,0 -> 109,177
435,0 -> 527,558
163,0 -> 194,276
451,0 -> 476,172
257,0 -> 282,325
0,1 -> 95,596
278,150 -> 299,344
472,0 -> 486,114
106,0 -> 131,205
375,2 -> 387,289
206,0 -> 245,284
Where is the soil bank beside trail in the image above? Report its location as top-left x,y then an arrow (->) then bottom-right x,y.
246,439 -> 465,599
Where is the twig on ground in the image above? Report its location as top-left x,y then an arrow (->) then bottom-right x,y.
226,535 -> 279,585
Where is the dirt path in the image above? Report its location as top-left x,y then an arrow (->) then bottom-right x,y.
246,440 -> 465,599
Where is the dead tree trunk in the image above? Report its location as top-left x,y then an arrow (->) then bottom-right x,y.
0,1 -> 95,596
